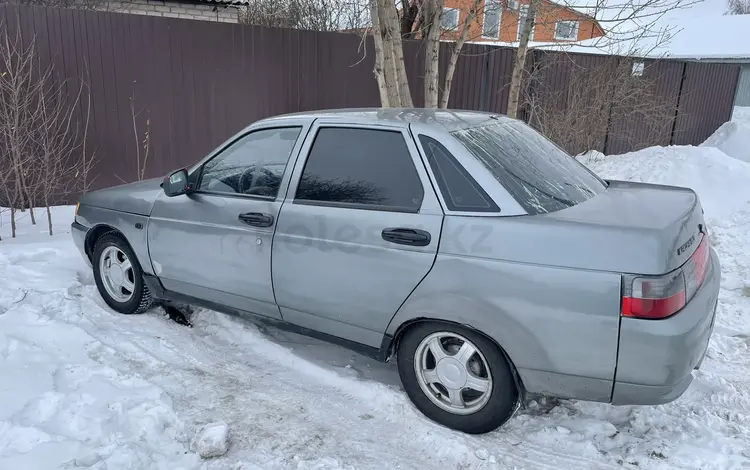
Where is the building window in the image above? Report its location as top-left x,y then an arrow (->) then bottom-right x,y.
506,0 -> 519,10
517,4 -> 534,41
554,20 -> 579,41
441,8 -> 459,30
632,60 -> 645,77
483,0 -> 502,39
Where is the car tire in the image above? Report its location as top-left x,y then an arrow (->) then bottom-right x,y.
397,322 -> 519,434
92,232 -> 153,315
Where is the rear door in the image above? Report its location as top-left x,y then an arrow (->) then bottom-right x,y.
271,121 -> 444,348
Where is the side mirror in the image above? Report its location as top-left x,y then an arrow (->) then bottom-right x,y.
163,169 -> 192,197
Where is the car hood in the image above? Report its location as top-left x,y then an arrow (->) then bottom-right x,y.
80,177 -> 163,216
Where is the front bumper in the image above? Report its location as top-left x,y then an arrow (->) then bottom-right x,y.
611,247 -> 721,405
71,220 -> 91,268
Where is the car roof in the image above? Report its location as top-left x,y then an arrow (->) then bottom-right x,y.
257,107 -> 512,132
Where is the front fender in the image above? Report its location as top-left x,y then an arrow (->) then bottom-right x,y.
75,204 -> 154,275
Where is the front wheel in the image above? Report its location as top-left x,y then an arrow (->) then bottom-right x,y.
397,322 -> 519,434
92,232 -> 153,315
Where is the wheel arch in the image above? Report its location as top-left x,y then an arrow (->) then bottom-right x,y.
85,224 -> 139,261
382,317 -> 527,399
85,224 -> 120,261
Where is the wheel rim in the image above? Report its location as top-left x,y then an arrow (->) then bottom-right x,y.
414,332 -> 493,415
99,246 -> 135,303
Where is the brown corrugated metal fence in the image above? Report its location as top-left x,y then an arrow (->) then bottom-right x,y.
0,3 -> 741,199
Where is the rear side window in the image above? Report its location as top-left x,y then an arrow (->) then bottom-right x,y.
418,135 -> 499,212
452,120 -> 606,214
295,127 -> 424,212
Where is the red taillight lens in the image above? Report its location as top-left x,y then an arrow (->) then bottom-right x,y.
686,236 -> 709,295
622,270 -> 686,319
622,234 -> 710,320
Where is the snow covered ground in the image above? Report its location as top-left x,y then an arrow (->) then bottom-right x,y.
3,132 -> 750,468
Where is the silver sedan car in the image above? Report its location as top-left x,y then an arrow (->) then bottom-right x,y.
71,109 -> 720,434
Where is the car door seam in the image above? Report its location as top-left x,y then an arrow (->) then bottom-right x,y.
382,214 -> 446,339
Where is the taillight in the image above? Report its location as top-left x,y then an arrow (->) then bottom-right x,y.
622,270 -> 686,319
622,234 -> 709,320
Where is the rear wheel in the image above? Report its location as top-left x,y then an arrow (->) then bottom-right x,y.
397,322 -> 518,434
92,233 -> 153,315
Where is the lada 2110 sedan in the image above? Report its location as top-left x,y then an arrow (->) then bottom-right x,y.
72,109 -> 720,434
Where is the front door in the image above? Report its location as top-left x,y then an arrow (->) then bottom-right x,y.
148,123 -> 309,319
271,122 -> 445,347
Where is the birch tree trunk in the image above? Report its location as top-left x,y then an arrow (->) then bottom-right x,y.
423,0 -> 444,108
439,0 -> 481,109
379,0 -> 413,107
506,0 -> 540,119
370,0 -> 390,107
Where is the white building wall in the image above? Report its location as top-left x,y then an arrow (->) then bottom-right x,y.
103,0 -> 240,23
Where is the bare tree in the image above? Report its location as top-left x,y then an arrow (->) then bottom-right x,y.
130,89 -> 151,181
370,0 -> 487,108
0,27 -> 46,237
239,0 -> 369,31
423,0 -> 445,108
522,56 -> 675,155
0,24 -> 95,238
726,0 -> 750,14
33,74 -> 95,235
507,0 -> 540,118
440,0 -> 482,108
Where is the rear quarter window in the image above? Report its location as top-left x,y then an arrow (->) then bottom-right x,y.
451,120 -> 606,214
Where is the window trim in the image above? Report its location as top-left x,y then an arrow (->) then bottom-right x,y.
441,7 -> 459,30
192,125 -> 305,201
418,135 -> 500,213
481,0 -> 503,39
553,20 -> 579,41
410,125 -> 510,216
290,124 -> 427,214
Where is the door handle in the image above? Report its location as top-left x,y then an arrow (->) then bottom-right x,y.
381,227 -> 431,247
238,212 -> 274,227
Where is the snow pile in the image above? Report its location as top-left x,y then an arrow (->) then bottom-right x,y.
189,422 -> 230,458
700,107 -> 750,164
581,145 -> 750,218
733,106 -> 750,126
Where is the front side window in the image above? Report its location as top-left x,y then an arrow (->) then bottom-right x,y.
295,127 -> 424,212
198,127 -> 302,197
451,120 -> 606,214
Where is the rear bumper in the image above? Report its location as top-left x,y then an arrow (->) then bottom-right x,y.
71,220 -> 91,268
611,247 -> 720,405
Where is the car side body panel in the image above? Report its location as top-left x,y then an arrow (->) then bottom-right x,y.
271,119 -> 445,348
387,215 -> 623,402
78,177 -> 163,216
612,247 -> 721,405
74,204 -> 154,275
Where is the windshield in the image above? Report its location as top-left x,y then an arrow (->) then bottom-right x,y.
451,120 -> 607,215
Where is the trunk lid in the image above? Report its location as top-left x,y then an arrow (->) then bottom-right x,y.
545,179 -> 707,274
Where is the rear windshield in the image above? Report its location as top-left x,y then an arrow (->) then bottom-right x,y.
451,120 -> 607,214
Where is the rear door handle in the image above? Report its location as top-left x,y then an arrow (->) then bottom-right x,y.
381,227 -> 431,247
238,212 -> 274,227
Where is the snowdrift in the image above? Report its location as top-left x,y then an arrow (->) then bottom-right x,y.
701,121 -> 750,164
580,145 -> 750,220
